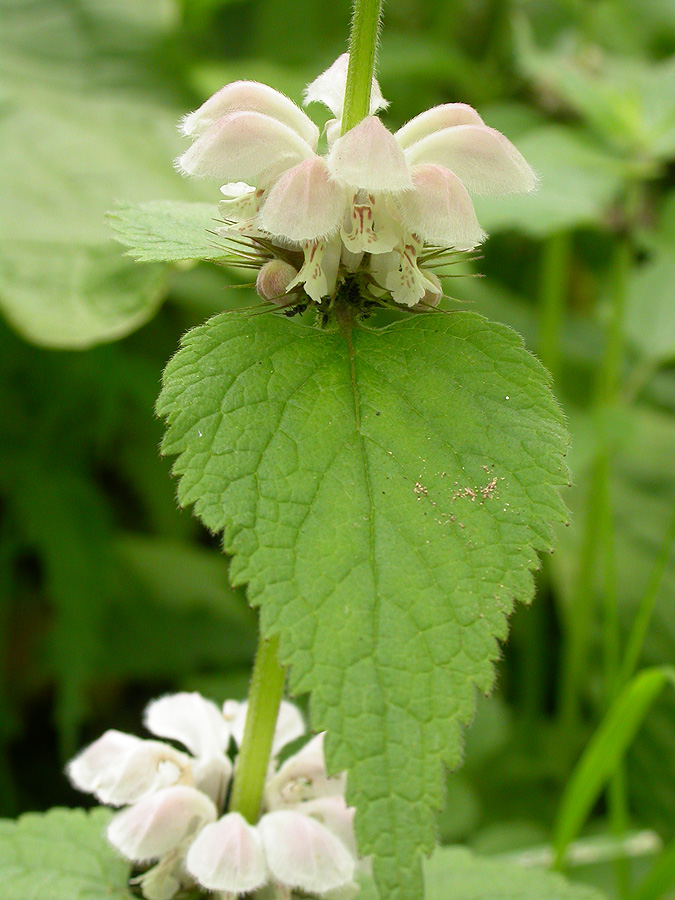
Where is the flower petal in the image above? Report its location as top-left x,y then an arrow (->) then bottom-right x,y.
67,730 -> 142,797
96,741 -> 191,806
231,700 -> 306,754
260,158 -> 346,242
394,103 -> 485,149
176,111 -> 315,182
300,797 -> 357,857
144,692 -> 230,758
186,813 -> 268,893
107,785 -> 216,862
397,164 -> 486,249
341,190 -> 401,254
404,124 -> 537,195
192,754 -> 233,809
266,733 -> 346,809
180,81 -> 319,149
286,237 -> 342,304
132,850 -> 184,900
304,53 -> 387,119
369,236 -> 438,307
327,116 -> 412,192
259,810 -> 355,894
218,182 -> 265,222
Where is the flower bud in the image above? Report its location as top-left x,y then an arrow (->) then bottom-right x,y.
255,260 -> 299,303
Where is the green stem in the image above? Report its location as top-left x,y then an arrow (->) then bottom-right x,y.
341,0 -> 384,134
229,634 -> 286,823
618,503 -> 675,688
538,233 -> 571,385
595,237 -> 631,406
558,463 -> 604,741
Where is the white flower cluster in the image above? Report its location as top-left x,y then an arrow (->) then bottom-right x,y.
67,693 -> 359,900
177,54 -> 536,310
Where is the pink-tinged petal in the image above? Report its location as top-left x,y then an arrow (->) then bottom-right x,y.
180,81 -> 319,149
304,53 -> 387,119
397,164 -> 486,249
327,117 -> 412,192
394,103 -> 485,149
231,700 -> 305,754
107,785 -> 216,862
67,730 -> 142,797
176,111 -> 315,182
186,813 -> 268,893
260,158 -> 346,242
144,692 -> 230,758
259,810 -> 355,894
192,755 -> 233,809
404,124 -> 537,195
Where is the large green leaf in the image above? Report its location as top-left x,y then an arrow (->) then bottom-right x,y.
0,807 -> 133,900
158,311 -> 569,900
0,0 -> 208,348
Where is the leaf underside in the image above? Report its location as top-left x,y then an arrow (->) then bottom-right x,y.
157,311 -> 569,900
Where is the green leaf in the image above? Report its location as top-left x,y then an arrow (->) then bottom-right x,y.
424,846 -> 606,900
553,666 -> 675,863
0,807 -> 134,900
0,242 -> 165,350
514,17 -> 675,162
109,201 -> 225,263
0,0 -> 209,348
158,311 -> 569,900
116,532 -> 254,627
626,255 -> 675,365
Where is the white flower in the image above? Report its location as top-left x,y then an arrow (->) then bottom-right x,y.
176,54 -> 536,308
67,693 -> 359,900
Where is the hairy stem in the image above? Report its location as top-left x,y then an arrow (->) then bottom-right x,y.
229,634 -> 286,823
341,0 -> 384,134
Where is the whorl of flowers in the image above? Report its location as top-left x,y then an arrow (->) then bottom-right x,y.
176,54 -> 536,314
67,693 -> 359,900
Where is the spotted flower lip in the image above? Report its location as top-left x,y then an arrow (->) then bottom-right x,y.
176,53 -> 537,307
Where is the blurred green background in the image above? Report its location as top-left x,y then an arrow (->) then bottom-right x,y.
2,0 -> 675,896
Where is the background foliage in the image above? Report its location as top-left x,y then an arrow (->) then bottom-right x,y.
2,0 -> 675,897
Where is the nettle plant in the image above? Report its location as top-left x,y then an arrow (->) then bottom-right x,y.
45,4 -> 572,900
